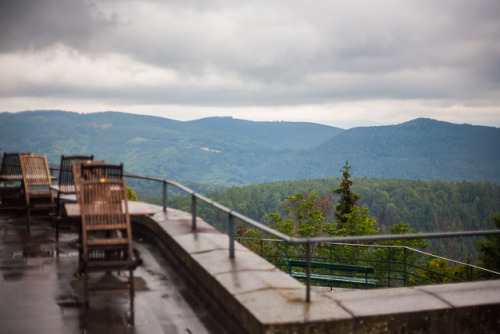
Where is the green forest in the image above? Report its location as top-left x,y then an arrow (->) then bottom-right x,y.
160,171 -> 500,264
150,163 -> 500,288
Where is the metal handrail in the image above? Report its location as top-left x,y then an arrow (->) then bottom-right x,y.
124,173 -> 500,301
235,237 -> 500,286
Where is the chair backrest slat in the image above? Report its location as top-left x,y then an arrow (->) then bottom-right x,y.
81,163 -> 124,181
0,152 -> 30,178
20,154 -> 52,186
19,154 -> 53,205
58,155 -> 94,190
72,160 -> 106,203
79,178 -> 132,254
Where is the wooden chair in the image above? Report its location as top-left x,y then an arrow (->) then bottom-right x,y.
79,178 -> 135,323
52,155 -> 94,217
0,152 -> 29,207
19,154 -> 55,229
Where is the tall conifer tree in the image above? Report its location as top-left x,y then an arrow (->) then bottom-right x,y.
333,161 -> 361,228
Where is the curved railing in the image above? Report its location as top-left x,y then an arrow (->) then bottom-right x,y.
123,173 -> 500,301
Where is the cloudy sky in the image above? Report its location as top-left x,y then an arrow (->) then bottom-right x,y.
1,0 -> 499,128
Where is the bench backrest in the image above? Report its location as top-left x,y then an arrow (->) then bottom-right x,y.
286,260 -> 375,274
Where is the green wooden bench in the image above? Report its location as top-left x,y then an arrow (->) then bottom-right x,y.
285,259 -> 378,289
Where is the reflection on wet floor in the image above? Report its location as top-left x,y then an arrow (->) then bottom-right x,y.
0,211 -> 241,334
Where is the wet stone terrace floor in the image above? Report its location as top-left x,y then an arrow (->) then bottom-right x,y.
0,210 -> 240,334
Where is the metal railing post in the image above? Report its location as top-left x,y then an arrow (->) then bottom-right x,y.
388,247 -> 391,287
403,247 -> 407,286
228,213 -> 235,258
306,240 -> 311,302
191,194 -> 197,230
162,180 -> 167,212
330,243 -> 333,263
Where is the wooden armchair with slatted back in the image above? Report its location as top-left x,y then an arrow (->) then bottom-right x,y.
79,177 -> 135,322
0,152 -> 29,206
19,154 -> 55,229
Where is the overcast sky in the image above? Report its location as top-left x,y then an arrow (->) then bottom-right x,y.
1,0 -> 499,128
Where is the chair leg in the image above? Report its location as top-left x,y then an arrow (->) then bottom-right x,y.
55,215 -> 60,243
84,268 -> 89,309
55,192 -> 61,218
129,268 -> 135,325
26,207 -> 30,230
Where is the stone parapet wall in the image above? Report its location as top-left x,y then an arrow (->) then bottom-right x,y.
132,207 -> 500,333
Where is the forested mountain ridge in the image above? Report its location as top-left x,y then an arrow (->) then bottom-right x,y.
0,110 -> 499,185
248,118 -> 500,183
0,110 -> 340,184
186,116 -> 343,149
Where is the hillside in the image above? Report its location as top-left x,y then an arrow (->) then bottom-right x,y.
0,111 -> 499,185
0,110 -> 338,185
187,117 -> 343,149
322,118 -> 500,181
253,118 -> 500,183
244,118 -> 500,183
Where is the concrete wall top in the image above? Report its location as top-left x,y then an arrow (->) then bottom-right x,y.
132,207 -> 500,333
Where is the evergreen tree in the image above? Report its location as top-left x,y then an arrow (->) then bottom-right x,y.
333,161 -> 361,229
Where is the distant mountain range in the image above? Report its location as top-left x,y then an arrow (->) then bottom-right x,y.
1,110 -> 499,185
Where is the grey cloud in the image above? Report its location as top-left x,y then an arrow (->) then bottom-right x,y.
1,0 -> 499,111
0,0 -> 116,52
